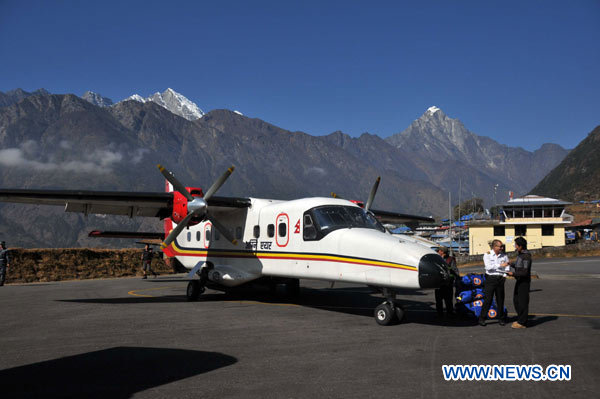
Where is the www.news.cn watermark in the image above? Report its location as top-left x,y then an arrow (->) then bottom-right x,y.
442,365 -> 571,381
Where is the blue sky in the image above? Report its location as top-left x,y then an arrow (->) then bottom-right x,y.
1,0 -> 598,150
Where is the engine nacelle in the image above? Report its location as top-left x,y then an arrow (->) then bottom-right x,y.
171,187 -> 204,224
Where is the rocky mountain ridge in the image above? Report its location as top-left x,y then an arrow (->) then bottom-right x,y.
530,125 -> 600,201
385,106 -> 570,199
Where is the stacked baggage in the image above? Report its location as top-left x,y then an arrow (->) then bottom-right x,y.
455,273 -> 506,319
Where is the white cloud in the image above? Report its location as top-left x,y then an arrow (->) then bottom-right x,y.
0,141 -> 145,173
305,167 -> 327,176
131,148 -> 149,164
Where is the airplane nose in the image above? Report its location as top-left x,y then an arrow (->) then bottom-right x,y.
418,254 -> 450,289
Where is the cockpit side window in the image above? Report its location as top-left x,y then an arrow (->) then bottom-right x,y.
303,213 -> 319,241
307,205 -> 386,238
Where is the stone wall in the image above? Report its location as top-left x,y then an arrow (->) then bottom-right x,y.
3,248 -> 173,284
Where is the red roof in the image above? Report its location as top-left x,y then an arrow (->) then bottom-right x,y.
571,219 -> 593,227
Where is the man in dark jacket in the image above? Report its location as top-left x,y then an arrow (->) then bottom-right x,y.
435,246 -> 459,318
141,244 -> 158,279
506,237 -> 532,329
0,241 -> 10,286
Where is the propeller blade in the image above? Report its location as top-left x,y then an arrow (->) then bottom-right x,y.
157,164 -> 194,202
203,166 -> 235,201
365,176 -> 381,212
207,215 -> 238,245
160,211 -> 196,250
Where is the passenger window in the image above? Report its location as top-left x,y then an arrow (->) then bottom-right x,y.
236,226 -> 243,239
278,222 -> 287,237
206,229 -> 211,242
196,231 -> 201,242
187,232 -> 191,242
267,224 -> 275,238
253,225 -> 260,238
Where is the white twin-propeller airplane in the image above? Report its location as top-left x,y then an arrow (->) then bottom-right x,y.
0,165 -> 451,325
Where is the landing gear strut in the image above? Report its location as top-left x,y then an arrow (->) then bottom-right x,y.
186,264 -> 209,301
374,288 -> 405,326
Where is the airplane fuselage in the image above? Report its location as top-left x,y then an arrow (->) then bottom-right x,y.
163,197 -> 449,290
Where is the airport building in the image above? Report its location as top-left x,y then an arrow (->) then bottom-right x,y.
468,195 -> 572,255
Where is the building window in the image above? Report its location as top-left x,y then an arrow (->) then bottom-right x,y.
253,225 -> 260,238
542,225 -> 555,236
267,224 -> 275,238
493,225 -> 505,236
515,225 -> 527,236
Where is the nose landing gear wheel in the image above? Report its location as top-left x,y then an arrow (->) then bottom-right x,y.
374,303 -> 396,326
186,280 -> 204,301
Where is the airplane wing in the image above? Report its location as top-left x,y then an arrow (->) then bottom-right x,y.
0,189 -> 250,218
88,230 -> 165,239
370,208 -> 434,224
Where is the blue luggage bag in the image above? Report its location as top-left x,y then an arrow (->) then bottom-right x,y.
456,288 -> 507,319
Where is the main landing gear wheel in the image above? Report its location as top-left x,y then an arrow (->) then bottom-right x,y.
374,287 -> 405,325
186,280 -> 204,301
375,303 -> 396,326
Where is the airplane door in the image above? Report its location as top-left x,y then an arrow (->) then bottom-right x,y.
276,213 -> 289,247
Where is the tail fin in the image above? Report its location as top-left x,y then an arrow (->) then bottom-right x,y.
162,179 -> 175,255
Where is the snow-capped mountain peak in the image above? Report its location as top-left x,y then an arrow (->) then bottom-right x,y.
81,91 -> 114,107
426,106 -> 441,115
120,88 -> 204,121
126,94 -> 146,103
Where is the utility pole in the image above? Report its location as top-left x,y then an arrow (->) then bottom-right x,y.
493,184 -> 498,218
458,179 -> 462,254
448,191 -> 452,255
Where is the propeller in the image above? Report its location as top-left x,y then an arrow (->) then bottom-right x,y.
365,176 -> 381,212
159,165 -> 237,249
158,164 -> 194,202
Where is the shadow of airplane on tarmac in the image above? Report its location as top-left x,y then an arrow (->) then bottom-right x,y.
0,347 -> 237,398
56,281 -> 561,328
58,284 -> 479,327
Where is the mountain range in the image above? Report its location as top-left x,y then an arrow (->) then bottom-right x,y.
0,88 -> 573,247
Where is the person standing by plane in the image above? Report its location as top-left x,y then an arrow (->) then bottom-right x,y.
479,239 -> 509,326
506,237 -> 532,329
0,241 -> 10,286
140,244 -> 158,279
435,246 -> 459,318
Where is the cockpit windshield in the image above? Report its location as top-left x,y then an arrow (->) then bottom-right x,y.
310,205 -> 386,235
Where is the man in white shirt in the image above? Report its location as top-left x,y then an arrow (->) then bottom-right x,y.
478,239 -> 509,326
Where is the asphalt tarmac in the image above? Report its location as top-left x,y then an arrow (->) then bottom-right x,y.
0,256 -> 599,398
